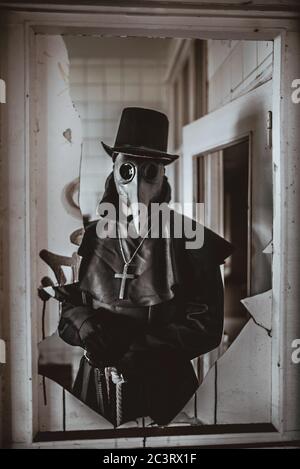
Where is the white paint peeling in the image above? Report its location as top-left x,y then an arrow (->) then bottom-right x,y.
35,35 -> 86,432
63,128 -> 72,143
36,35 -> 82,258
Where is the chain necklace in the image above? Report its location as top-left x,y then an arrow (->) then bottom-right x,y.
114,222 -> 151,300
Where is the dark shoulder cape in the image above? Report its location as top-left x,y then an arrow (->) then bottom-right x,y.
77,212 -> 234,307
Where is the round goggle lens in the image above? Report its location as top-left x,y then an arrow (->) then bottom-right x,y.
143,163 -> 159,182
119,163 -> 135,181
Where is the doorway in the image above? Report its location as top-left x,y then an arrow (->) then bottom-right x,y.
223,140 -> 250,342
195,139 -> 250,344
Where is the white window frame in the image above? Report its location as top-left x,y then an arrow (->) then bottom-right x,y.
1,5 -> 300,448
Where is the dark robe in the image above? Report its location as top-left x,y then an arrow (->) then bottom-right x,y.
57,211 -> 234,426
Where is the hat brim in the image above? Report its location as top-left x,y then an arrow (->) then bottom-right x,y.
101,141 -> 179,165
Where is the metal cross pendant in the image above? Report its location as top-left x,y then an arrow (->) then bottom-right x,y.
114,263 -> 136,300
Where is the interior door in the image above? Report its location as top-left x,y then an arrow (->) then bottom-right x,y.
183,81 -> 273,424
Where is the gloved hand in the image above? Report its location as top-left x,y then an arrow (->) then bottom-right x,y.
52,283 -> 87,306
58,302 -> 97,347
78,310 -> 145,366
38,276 -> 55,302
58,301 -> 145,368
106,367 -> 126,384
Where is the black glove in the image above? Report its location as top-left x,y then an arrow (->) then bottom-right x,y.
52,283 -> 87,306
58,302 -> 97,347
58,302 -> 144,367
79,310 -> 145,366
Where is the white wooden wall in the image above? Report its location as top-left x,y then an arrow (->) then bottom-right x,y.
207,40 -> 273,112
183,81 -> 273,425
34,35 -> 84,432
65,36 -> 169,220
206,39 -> 274,296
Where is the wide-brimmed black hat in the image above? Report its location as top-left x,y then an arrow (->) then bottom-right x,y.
101,107 -> 179,165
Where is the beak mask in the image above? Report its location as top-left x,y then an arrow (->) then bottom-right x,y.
113,153 -> 165,235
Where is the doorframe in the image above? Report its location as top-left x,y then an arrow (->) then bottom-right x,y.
1,5 -> 300,447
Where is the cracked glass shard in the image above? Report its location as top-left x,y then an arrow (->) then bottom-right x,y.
213,318 -> 272,424
263,240 -> 273,254
241,289 -> 272,332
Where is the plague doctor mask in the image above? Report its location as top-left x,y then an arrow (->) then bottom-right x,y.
113,153 -> 165,235
101,107 -> 179,234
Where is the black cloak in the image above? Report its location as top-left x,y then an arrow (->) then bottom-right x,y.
57,175 -> 234,426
